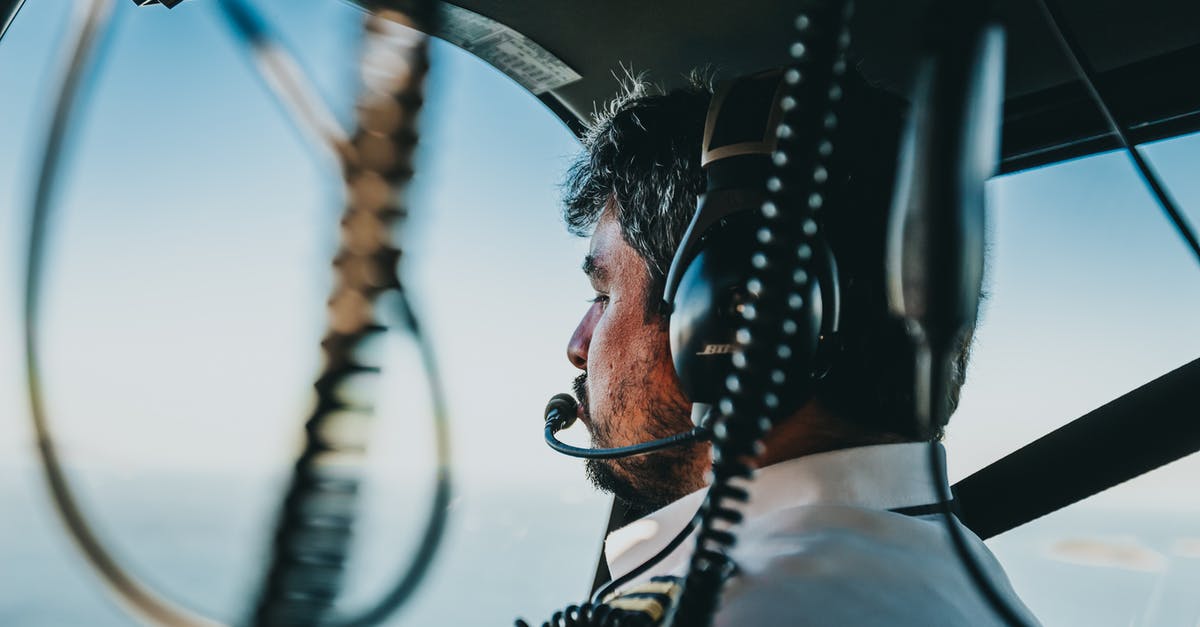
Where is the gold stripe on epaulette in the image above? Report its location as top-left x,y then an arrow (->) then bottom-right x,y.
608,597 -> 666,622
633,581 -> 682,597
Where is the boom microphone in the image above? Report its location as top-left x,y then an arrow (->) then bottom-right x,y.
543,393 -> 711,459
545,393 -> 580,429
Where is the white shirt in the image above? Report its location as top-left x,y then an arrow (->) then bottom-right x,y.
603,443 -> 1041,626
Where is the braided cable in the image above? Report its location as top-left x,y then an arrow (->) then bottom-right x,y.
250,5 -> 447,626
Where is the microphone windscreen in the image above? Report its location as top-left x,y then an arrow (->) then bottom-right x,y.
545,393 -> 579,429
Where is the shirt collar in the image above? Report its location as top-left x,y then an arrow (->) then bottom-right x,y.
604,442 -> 949,580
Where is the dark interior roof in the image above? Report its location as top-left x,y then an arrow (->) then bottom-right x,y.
360,0 -> 1200,172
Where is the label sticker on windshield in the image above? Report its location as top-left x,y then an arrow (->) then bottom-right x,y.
437,4 -> 582,95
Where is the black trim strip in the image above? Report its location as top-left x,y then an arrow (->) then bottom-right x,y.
539,92 -> 587,137
0,0 -> 25,45
954,357 -> 1200,540
1000,43 -> 1200,174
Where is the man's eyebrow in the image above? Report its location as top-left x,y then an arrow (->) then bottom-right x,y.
582,255 -> 608,282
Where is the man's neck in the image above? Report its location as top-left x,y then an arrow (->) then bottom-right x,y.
755,403 -> 913,468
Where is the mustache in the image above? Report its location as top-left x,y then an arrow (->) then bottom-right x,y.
572,373 -> 589,419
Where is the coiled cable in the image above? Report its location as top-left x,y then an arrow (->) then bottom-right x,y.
666,4 -> 855,625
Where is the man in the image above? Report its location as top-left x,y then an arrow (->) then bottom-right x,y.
559,75 -> 1040,625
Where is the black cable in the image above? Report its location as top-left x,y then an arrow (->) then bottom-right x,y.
338,289 -> 453,627
515,500 -> 696,625
891,3 -> 1032,621
930,441 -> 1026,625
918,341 -> 1029,627
590,520 -> 697,605
1035,0 -> 1200,266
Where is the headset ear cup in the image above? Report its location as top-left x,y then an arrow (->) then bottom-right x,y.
669,214 -> 832,409
669,218 -> 754,405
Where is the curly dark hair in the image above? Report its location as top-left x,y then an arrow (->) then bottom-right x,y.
562,75 -> 712,294
561,71 -> 971,440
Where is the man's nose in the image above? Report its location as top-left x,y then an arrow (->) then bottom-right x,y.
567,315 -> 591,370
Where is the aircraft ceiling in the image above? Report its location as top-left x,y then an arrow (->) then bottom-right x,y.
358,0 -> 1200,172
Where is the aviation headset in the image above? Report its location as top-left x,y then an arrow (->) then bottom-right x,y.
662,68 -> 842,416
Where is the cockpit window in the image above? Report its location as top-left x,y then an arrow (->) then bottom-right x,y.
949,135 -> 1200,626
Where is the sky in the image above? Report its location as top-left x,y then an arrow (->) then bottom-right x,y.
1,0 -> 1199,623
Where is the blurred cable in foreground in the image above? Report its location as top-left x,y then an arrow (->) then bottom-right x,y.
249,2 -> 453,625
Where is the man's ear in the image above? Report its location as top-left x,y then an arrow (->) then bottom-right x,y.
643,271 -> 670,327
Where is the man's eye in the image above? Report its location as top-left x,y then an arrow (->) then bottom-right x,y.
588,294 -> 609,305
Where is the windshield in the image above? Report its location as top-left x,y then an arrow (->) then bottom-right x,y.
951,134 -> 1200,626
0,1 -> 1197,625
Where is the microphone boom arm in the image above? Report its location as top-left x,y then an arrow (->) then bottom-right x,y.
542,393 -> 711,459
545,423 -> 711,460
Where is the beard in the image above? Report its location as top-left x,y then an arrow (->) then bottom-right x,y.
573,372 -> 705,519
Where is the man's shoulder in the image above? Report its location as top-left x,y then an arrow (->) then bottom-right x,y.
734,502 -> 955,562
729,503 -> 960,588
713,504 -> 1034,626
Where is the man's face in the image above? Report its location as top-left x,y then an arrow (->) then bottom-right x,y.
567,204 -> 709,515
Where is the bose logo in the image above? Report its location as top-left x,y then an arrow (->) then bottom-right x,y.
696,344 -> 735,355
